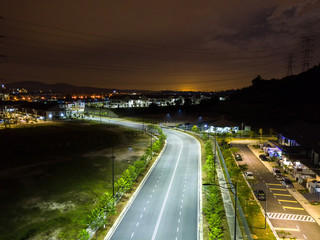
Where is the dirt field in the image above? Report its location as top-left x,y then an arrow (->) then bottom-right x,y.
0,121 -> 150,240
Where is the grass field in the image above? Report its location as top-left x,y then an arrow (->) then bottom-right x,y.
0,121 -> 150,240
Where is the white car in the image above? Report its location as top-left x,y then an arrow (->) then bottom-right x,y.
245,171 -> 254,180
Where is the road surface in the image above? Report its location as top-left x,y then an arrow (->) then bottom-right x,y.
93,118 -> 201,240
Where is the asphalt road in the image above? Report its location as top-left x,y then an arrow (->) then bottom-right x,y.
93,118 -> 201,240
232,141 -> 320,240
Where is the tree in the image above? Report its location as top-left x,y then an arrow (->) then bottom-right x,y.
115,177 -> 128,194
77,229 -> 89,240
191,125 -> 199,133
87,208 -> 106,239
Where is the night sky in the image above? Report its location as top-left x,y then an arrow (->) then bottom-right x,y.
1,0 -> 320,91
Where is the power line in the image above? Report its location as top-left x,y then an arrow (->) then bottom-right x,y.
301,37 -> 314,72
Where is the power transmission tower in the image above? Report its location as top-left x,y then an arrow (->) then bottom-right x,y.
301,37 -> 314,72
287,54 -> 293,76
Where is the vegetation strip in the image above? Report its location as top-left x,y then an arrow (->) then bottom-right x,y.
202,140 -> 226,239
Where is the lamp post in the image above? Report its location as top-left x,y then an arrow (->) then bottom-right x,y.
111,145 -> 116,197
214,130 -> 217,184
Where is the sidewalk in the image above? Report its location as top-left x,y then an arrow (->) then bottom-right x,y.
248,144 -> 320,227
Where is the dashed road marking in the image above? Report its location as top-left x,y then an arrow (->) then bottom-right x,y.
269,188 -> 287,192
267,213 -> 315,222
283,206 -> 305,211
136,222 -> 139,227
267,183 -> 282,186
278,199 -> 298,203
131,232 -> 135,238
273,227 -> 300,232
273,193 -> 292,197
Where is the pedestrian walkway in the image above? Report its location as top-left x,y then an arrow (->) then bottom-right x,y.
215,143 -> 243,240
247,143 -> 320,227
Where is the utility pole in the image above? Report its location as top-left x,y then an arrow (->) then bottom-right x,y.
111,145 -> 116,197
287,53 -> 293,76
301,37 -> 314,72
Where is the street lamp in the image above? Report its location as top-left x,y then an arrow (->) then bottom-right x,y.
203,182 -> 238,240
213,129 -> 217,184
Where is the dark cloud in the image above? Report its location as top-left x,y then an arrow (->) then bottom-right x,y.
1,0 -> 320,91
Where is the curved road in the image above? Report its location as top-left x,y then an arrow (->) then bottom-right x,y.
93,117 -> 201,240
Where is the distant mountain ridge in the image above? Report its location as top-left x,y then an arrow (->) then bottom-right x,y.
6,81 -> 111,94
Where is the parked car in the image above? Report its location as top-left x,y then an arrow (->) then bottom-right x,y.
281,177 -> 294,188
235,154 -> 242,161
254,190 -> 266,201
245,171 -> 254,180
259,154 -> 268,161
272,168 -> 282,179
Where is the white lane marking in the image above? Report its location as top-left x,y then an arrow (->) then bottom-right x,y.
178,218 -> 180,223
296,225 -> 299,230
151,137 -> 184,240
177,227 -> 179,232
153,189 -> 154,192
147,201 -> 149,204
136,222 -> 139,227
140,214 -> 143,219
144,207 -> 146,212
179,211 -> 181,215
303,234 -> 307,239
131,232 -> 134,238
150,194 -> 152,198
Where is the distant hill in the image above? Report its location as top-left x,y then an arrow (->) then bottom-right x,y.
230,64 -> 320,104
6,81 -> 111,94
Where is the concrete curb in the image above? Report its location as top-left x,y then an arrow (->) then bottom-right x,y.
104,140 -> 168,240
